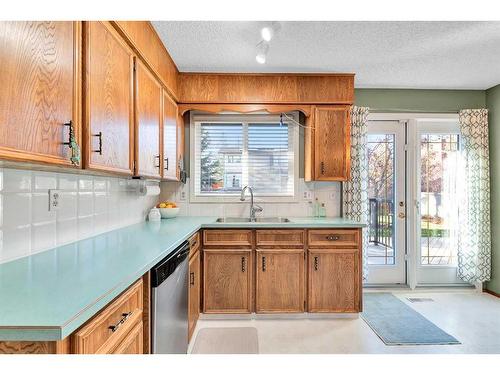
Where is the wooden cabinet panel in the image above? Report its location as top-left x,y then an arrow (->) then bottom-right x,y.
256,230 -> 305,247
112,322 -> 143,354
313,106 -> 351,181
83,21 -> 134,175
112,21 -> 178,100
308,249 -> 361,313
179,73 -> 354,104
162,90 -> 178,180
203,230 -> 253,247
256,249 -> 304,313
135,58 -> 162,178
305,105 -> 351,181
308,229 -> 359,248
0,21 -> 81,166
72,279 -> 143,354
188,250 -> 200,341
203,249 -> 252,313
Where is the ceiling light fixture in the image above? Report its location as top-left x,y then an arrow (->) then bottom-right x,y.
255,41 -> 269,64
260,22 -> 281,42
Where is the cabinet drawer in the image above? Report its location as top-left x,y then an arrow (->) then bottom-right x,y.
189,232 -> 200,258
256,230 -> 305,247
308,229 -> 359,248
72,279 -> 143,354
112,321 -> 143,354
203,230 -> 253,247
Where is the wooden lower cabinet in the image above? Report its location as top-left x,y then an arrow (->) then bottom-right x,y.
188,249 -> 201,340
308,248 -> 361,313
112,321 -> 143,354
255,249 -> 305,313
203,249 -> 252,313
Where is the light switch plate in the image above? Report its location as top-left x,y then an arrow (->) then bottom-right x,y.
48,189 -> 61,211
180,190 -> 187,201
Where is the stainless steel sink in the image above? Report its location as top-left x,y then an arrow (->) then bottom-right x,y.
216,217 -> 290,223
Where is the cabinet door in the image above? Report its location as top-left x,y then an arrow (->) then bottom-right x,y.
162,90 -> 178,180
135,58 -> 162,178
84,21 -> 134,175
314,105 -> 351,181
0,21 -> 81,166
203,249 -> 252,313
188,250 -> 200,341
112,321 -> 143,354
308,249 -> 360,312
256,249 -> 304,313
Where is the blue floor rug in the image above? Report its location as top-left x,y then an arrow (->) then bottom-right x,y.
361,293 -> 460,345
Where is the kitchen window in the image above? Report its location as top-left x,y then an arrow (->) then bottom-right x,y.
190,113 -> 299,202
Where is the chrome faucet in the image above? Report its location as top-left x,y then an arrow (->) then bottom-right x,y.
240,186 -> 263,221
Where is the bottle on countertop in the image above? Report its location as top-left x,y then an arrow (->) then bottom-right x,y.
319,203 -> 327,218
313,198 -> 320,217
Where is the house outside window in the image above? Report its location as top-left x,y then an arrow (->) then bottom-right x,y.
190,113 -> 299,202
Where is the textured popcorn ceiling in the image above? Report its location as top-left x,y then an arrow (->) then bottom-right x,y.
152,21 -> 500,89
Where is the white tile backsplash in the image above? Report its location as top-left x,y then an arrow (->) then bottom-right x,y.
0,168 -> 158,264
160,178 -> 342,219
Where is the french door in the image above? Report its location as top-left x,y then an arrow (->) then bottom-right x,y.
366,116 -> 468,287
365,120 -> 406,284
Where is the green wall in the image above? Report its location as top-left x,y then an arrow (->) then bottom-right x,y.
355,89 -> 486,111
486,85 -> 500,294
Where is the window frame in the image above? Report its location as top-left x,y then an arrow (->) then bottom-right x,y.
189,112 -> 300,203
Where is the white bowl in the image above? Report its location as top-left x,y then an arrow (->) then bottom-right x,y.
159,207 -> 180,219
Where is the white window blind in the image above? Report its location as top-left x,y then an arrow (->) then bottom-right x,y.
192,114 -> 298,201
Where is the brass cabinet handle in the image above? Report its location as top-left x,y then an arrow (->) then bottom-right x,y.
241,257 -> 246,272
262,256 -> 266,272
108,312 -> 132,332
314,256 -> 319,271
92,131 -> 103,155
190,272 -> 195,286
326,235 -> 340,241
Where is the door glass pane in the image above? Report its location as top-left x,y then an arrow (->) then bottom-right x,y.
420,134 -> 460,265
367,134 -> 395,265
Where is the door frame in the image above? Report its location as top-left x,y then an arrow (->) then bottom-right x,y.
368,113 -> 461,289
365,119 -> 406,285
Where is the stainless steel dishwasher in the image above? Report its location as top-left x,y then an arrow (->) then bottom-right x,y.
151,241 -> 190,354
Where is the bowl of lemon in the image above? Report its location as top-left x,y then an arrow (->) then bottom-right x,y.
157,201 -> 180,219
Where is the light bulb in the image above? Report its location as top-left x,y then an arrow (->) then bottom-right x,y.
256,53 -> 266,64
261,26 -> 273,42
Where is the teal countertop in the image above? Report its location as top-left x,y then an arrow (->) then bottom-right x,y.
0,216 -> 364,341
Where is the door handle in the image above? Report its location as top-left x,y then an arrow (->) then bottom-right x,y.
262,256 -> 266,272
164,157 -> 169,170
241,257 -> 246,272
92,131 -> 103,155
314,256 -> 319,271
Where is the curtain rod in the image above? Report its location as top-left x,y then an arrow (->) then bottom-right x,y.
368,108 -> 460,114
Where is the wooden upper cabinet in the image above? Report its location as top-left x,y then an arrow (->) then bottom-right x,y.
255,249 -> 305,313
83,21 -> 134,175
0,21 -> 81,166
162,90 -> 178,180
112,21 -> 179,100
134,58 -> 162,179
305,105 -> 351,181
308,248 -> 361,313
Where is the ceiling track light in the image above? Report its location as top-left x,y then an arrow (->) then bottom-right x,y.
260,22 -> 281,42
255,41 -> 269,64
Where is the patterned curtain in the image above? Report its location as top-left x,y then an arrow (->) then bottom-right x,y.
343,106 -> 370,279
457,109 -> 491,283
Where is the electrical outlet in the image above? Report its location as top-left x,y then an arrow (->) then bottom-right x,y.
303,191 -> 313,200
48,189 -> 61,211
180,190 -> 187,201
